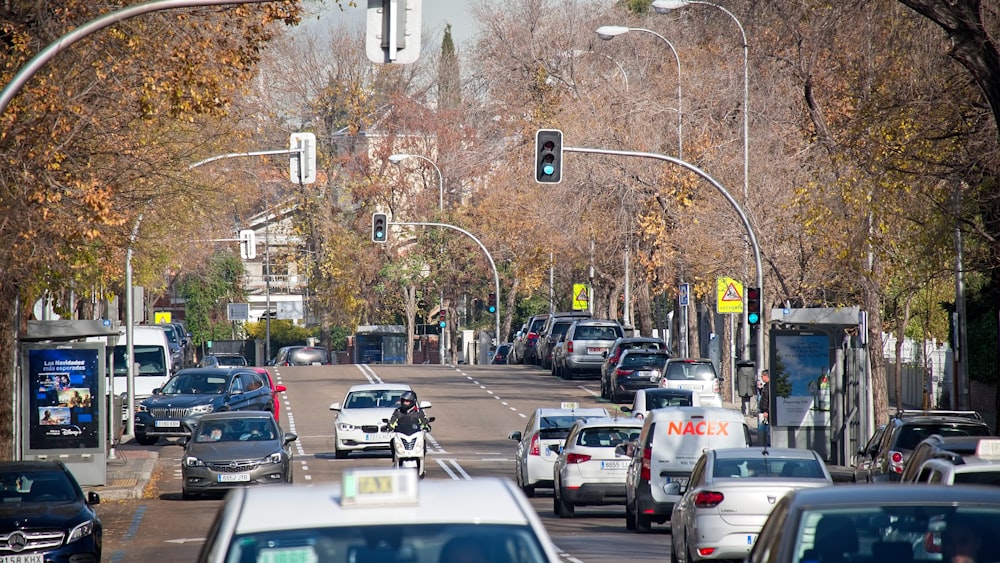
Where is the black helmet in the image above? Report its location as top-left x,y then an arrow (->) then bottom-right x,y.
399,390 -> 417,412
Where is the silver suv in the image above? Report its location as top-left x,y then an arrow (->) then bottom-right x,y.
553,319 -> 624,380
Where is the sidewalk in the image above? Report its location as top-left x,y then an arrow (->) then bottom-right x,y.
85,438 -> 160,501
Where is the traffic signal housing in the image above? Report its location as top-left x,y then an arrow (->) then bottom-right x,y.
438,309 -> 447,328
746,287 -> 761,327
487,293 -> 497,314
372,213 -> 387,243
535,129 -> 563,184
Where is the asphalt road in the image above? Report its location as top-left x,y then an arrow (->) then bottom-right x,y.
97,362 -> 686,562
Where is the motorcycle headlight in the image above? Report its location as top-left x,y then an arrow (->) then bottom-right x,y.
337,422 -> 355,432
266,452 -> 283,464
189,404 -> 214,415
184,456 -> 204,467
67,519 -> 96,544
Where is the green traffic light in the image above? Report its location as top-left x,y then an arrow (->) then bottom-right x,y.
748,312 -> 760,324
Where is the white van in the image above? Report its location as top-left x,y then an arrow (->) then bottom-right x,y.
622,407 -> 750,532
109,325 -> 173,400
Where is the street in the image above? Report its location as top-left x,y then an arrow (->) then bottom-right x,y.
97,363 -> 674,562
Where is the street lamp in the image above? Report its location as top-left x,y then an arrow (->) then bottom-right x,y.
568,49 -> 629,93
389,153 -> 443,212
652,0 -> 748,203
595,25 -> 683,158
388,153 -> 447,365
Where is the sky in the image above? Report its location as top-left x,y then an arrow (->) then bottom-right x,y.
299,1 -> 484,53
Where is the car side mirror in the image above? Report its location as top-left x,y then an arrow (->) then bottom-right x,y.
419,401 -> 432,409
663,481 -> 682,495
615,444 -> 628,456
175,436 -> 189,446
427,416 -> 436,423
621,406 -> 632,413
602,351 -> 608,358
87,491 -> 100,505
152,388 -> 161,395
275,385 -> 287,393
283,432 -> 298,443
329,402 -> 342,411
508,431 -> 522,441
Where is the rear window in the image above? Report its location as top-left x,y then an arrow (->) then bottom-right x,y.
665,362 -> 717,381
578,427 -> 640,447
620,354 -> 668,369
954,472 -> 1000,486
215,355 -> 247,366
623,341 -> 664,351
646,393 -> 693,409
895,424 -> 991,450
573,325 -> 622,340
289,348 -> 329,364
528,318 -> 547,334
713,457 -> 825,479
538,415 -> 587,440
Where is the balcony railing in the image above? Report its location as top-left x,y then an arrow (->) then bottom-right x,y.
243,274 -> 308,294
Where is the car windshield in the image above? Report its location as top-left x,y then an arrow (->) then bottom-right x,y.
713,457 -> 824,478
895,424 -> 991,450
0,468 -> 77,503
620,354 -> 668,369
224,523 -> 549,563
577,427 -> 640,447
195,418 -> 277,443
345,390 -> 406,409
791,506 -> 1000,563
161,373 -> 228,395
647,393 -> 693,408
665,362 -> 716,381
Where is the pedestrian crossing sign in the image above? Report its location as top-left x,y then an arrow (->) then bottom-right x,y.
572,284 -> 589,311
716,277 -> 744,314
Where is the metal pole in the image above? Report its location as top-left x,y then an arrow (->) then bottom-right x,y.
124,213 -> 143,438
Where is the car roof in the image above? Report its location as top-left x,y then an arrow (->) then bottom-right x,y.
572,416 -> 644,429
0,460 -> 69,472
639,388 -> 695,397
784,483 -> 1000,507
617,337 -> 666,344
228,477 -> 539,532
620,349 -> 670,356
712,447 -> 819,461
893,415 -> 988,426
175,367 -> 254,376
534,407 -> 608,417
346,383 -> 412,392
646,406 -> 745,421
207,353 -> 244,357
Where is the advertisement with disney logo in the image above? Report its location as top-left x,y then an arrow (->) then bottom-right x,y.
28,346 -> 101,450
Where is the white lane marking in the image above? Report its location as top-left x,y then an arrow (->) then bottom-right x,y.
556,549 -> 585,563
425,433 -> 447,454
578,385 -> 600,397
356,363 -> 382,383
436,458 -> 471,480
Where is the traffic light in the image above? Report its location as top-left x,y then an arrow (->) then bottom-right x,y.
487,292 -> 497,314
372,213 -> 387,243
746,287 -> 761,327
438,309 -> 447,328
535,129 -> 563,184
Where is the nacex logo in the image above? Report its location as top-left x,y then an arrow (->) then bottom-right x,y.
664,421 -> 730,436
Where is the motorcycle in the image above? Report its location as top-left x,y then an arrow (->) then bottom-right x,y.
382,415 -> 436,478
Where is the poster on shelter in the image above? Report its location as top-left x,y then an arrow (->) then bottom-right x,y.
28,347 -> 100,450
772,332 -> 833,427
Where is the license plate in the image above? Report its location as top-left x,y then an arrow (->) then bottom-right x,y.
218,473 -> 250,483
154,420 -> 181,428
364,433 -> 391,442
665,476 -> 689,486
0,555 -> 44,563
601,460 -> 628,470
587,347 -> 606,354
679,384 -> 700,391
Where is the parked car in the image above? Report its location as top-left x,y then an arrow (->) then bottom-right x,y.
746,485 -> 1000,563
621,407 -> 751,532
199,353 -> 248,368
134,367 -> 275,445
508,325 -> 527,364
670,447 -> 832,563
852,409 -> 990,483
899,434 -> 999,483
0,460 -> 102,562
551,416 -> 644,517
253,367 -> 286,421
329,383 -> 423,459
518,314 -> 551,365
657,358 -> 724,408
600,337 -> 668,399
537,312 -> 592,370
551,319 -> 624,380
491,343 -> 512,365
905,437 -> 1000,486
179,410 -> 296,499
622,388 -> 701,420
272,345 -> 333,366
158,322 -> 186,374
606,349 -> 672,404
508,404 -> 609,497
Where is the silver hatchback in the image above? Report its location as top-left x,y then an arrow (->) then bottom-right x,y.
554,319 -> 624,380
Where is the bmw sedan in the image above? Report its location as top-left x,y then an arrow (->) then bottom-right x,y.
180,411 -> 296,499
670,447 -> 832,563
329,383 -> 422,459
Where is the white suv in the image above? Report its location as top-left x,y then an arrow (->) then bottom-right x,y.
657,358 -> 724,407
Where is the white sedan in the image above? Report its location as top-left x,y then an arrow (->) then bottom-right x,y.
329,383 -> 427,459
670,447 -> 833,563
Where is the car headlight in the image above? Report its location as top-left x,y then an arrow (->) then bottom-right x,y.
67,519 -> 96,543
188,404 -> 214,415
266,452 -> 283,464
135,403 -> 148,413
184,456 -> 204,467
337,422 -> 356,432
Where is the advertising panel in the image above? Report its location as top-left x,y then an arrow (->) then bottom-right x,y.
771,330 -> 833,427
23,344 -> 105,453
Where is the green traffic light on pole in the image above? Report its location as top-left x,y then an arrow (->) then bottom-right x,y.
488,292 -> 497,314
535,129 -> 563,184
746,286 -> 761,326
371,212 -> 387,243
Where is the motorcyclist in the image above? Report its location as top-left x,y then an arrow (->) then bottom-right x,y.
386,390 -> 431,433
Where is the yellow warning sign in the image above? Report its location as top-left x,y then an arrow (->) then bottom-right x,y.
572,283 -> 589,311
154,311 -> 172,324
716,277 -> 744,314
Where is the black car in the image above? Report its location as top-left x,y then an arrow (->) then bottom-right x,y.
607,349 -> 671,403
272,346 -> 333,366
600,337 -> 668,400
0,460 -> 101,562
491,344 -> 512,365
853,409 -> 991,483
134,368 -> 274,445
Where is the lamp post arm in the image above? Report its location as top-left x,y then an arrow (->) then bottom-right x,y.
621,28 -> 683,158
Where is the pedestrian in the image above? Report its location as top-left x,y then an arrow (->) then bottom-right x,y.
757,370 -> 770,446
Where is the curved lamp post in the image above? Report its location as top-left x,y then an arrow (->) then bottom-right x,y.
389,153 -> 443,212
568,49 -> 630,94
595,25 -> 683,159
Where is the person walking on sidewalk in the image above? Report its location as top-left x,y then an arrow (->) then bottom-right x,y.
757,370 -> 770,446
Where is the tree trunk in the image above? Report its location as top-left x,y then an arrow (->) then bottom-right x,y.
635,279 -> 653,337
405,284 -> 416,365
893,296 -> 913,411
0,285 -> 19,460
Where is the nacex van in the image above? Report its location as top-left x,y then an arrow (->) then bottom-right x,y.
621,406 -> 750,533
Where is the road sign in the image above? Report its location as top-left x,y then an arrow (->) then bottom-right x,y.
366,0 -> 422,64
679,283 -> 690,306
154,311 -> 172,324
716,277 -> 744,314
227,303 -> 249,322
239,229 -> 256,260
572,283 -> 589,311
289,132 -> 316,184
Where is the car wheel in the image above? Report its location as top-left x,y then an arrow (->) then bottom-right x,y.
334,447 -> 349,460
521,483 -> 536,498
564,367 -> 574,380
625,504 -> 637,531
670,536 -> 681,563
610,383 -> 619,404
686,536 -> 697,563
135,433 -> 158,446
635,513 -> 651,533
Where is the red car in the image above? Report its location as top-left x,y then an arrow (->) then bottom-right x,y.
254,368 -> 286,420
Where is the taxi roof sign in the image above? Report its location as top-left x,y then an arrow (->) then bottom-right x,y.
341,468 -> 418,507
976,439 -> 1000,459
561,402 -> 579,410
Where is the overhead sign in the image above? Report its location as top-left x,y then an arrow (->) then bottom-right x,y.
289,132 -> 316,184
366,0 -> 422,64
716,277 -> 744,314
572,284 -> 589,311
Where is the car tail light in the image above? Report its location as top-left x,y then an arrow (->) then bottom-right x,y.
694,491 -> 725,508
640,445 -> 652,480
889,450 -> 904,473
697,548 -> 717,557
566,453 -> 592,464
616,368 -> 635,377
529,434 -> 540,456
713,378 -> 720,394
924,531 -> 942,554
567,341 -> 574,353
527,333 -> 538,344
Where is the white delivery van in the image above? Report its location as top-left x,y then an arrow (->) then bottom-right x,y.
622,406 -> 750,532
110,325 -> 173,400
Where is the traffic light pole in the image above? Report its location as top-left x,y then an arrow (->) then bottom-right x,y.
390,221 -> 502,352
562,145 -> 765,369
